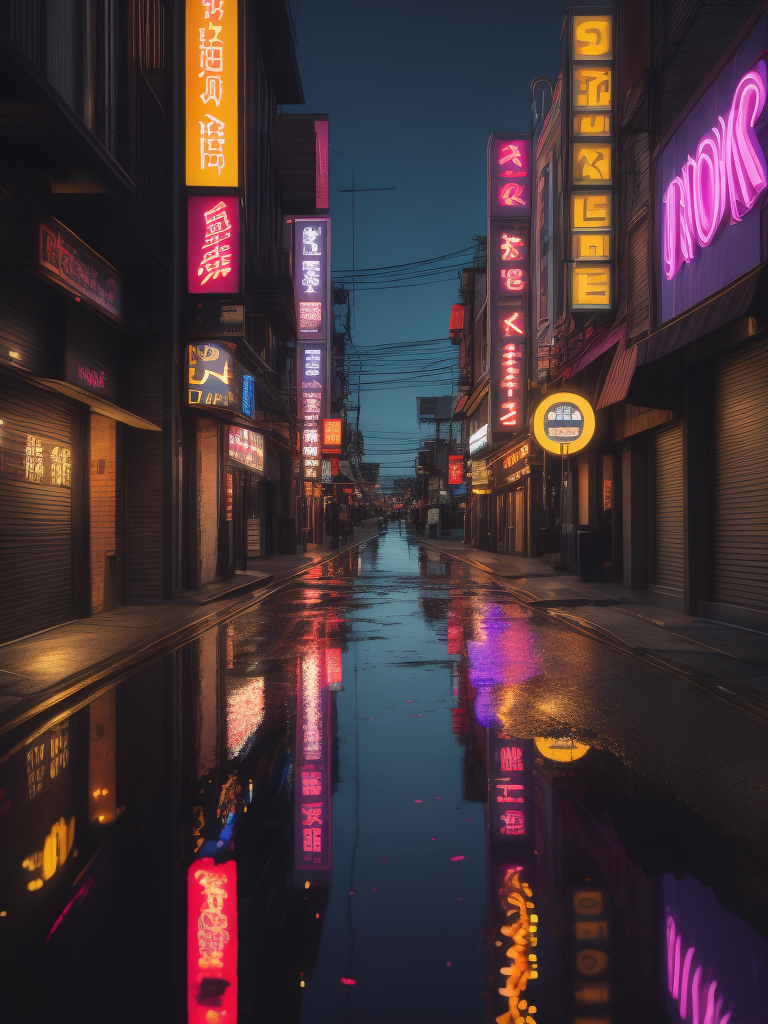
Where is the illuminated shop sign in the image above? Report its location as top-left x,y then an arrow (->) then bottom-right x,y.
187,859 -> 238,1024
39,218 -> 123,322
187,196 -> 240,294
0,419 -> 72,486
228,427 -> 264,471
227,677 -> 265,759
534,736 -> 590,762
295,653 -> 332,872
488,134 -> 531,438
488,733 -> 533,845
294,219 -> 330,340
657,16 -> 768,323
321,459 -> 332,483
322,418 -> 342,450
448,454 -> 463,485
302,428 -> 319,480
571,887 -> 612,1020
241,374 -> 254,417
315,119 -> 329,209
185,0 -> 239,187
186,342 -> 240,408
533,392 -> 595,455
469,424 -> 488,454
569,13 -> 614,311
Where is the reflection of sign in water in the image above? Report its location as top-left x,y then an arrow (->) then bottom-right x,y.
489,733 -> 533,845
295,653 -> 331,872
533,392 -> 595,455
22,816 -> 76,891
571,888 -> 611,1020
534,736 -> 590,762
494,866 -> 540,1024
187,859 -> 238,1024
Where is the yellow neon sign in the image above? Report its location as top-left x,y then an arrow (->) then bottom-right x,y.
573,15 -> 612,59
573,143 -> 612,183
532,392 -> 596,456
572,193 -> 611,229
573,113 -> 611,136
572,233 -> 610,260
186,0 -> 239,187
573,265 -> 612,308
573,67 -> 612,109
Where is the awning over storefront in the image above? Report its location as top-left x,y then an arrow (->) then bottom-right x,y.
564,324 -> 625,378
596,335 -> 638,410
452,393 -> 469,418
635,262 -> 768,366
34,379 -> 162,430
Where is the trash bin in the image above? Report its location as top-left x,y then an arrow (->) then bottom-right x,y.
577,528 -> 601,582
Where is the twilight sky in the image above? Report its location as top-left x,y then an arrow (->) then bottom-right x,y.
285,0 -> 574,482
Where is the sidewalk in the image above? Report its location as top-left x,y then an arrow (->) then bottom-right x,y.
0,524 -> 379,742
424,536 -> 768,725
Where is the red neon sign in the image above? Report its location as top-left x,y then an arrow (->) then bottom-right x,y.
187,196 -> 240,294
499,343 -> 524,428
315,120 -> 329,209
448,454 -> 463,486
322,418 -> 343,449
187,859 -> 238,1024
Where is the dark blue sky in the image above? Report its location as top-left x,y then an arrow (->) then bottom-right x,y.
285,0 -> 574,480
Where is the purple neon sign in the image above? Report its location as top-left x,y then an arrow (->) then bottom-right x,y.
666,914 -> 732,1024
663,61 -> 768,281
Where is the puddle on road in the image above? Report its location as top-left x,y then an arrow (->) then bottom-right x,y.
1,533 -> 767,1023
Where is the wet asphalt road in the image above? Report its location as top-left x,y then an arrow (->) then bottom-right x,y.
3,529 -> 768,1023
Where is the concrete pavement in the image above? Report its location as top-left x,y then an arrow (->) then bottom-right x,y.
423,536 -> 768,725
0,525 -> 380,743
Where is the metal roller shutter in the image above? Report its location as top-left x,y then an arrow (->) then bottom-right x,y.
713,341 -> 768,609
653,423 -> 684,596
0,376 -> 77,641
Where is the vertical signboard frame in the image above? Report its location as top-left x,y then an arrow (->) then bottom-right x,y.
567,9 -> 615,313
488,134 -> 533,444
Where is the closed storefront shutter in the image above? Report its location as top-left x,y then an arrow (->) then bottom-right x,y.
0,376 -> 78,642
713,341 -> 768,609
653,422 -> 684,596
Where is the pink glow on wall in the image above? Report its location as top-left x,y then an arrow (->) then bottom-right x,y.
663,62 -> 767,281
315,120 -> 329,209
188,195 -> 240,293
666,915 -> 732,1024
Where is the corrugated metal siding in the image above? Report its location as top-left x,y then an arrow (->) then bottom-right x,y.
0,376 -> 76,641
654,423 -> 684,594
0,275 -> 53,375
713,341 -> 768,609
627,217 -> 650,341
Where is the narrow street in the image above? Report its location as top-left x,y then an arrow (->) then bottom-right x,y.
2,530 -> 767,1023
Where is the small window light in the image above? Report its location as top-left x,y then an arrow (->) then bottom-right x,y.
8,351 -> 21,360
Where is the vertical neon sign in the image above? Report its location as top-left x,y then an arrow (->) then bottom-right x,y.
488,733 -> 533,845
488,135 -> 531,437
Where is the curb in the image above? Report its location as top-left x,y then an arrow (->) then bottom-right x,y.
0,533 -> 378,752
421,540 -> 768,728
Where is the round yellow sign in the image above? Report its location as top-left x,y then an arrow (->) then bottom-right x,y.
534,737 -> 591,762
532,392 -> 595,455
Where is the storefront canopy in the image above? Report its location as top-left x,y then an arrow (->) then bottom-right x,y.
34,379 -> 162,431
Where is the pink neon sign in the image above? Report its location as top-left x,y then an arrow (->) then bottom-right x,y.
187,859 -> 238,1024
666,914 -> 732,1024
187,195 -> 240,294
663,62 -> 767,281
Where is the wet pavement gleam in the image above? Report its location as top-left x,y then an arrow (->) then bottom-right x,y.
2,531 -> 768,1023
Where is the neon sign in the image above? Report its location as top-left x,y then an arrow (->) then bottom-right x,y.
186,0 -> 239,187
187,859 -> 238,1024
228,427 -> 264,471
489,733 -> 532,844
495,868 -> 539,1024
187,196 -> 240,294
662,62 -> 767,281
448,454 -> 463,486
295,219 -> 330,341
322,418 -> 343,450
186,343 -> 239,407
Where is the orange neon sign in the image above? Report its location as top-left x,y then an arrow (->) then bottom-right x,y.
186,0 -> 239,187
